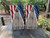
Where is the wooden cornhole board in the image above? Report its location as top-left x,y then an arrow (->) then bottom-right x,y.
12,12 -> 24,30
26,11 -> 37,29
12,6 -> 37,30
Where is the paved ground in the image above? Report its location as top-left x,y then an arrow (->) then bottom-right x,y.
0,24 -> 12,38
0,12 -> 50,38
0,22 -> 50,38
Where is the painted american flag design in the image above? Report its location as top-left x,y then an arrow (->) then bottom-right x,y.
10,5 -> 16,22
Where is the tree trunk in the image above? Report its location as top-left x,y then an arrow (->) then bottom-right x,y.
46,0 -> 50,18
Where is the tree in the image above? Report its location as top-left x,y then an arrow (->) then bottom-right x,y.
1,0 -> 11,6
1,2 -> 10,13
46,0 -> 50,18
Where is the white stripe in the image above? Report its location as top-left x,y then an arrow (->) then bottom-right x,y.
13,5 -> 15,20
9,5 -> 13,23
26,5 -> 27,22
26,5 -> 32,22
28,5 -> 31,19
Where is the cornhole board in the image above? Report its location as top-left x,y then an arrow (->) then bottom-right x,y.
10,5 -> 24,30
26,10 -> 37,29
11,5 -> 37,30
12,12 -> 24,30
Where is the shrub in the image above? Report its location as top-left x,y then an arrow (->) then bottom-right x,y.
38,19 -> 50,31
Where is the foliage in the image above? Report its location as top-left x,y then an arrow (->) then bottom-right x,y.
6,0 -> 48,5
6,0 -> 12,1
38,19 -> 50,31
46,27 -> 50,31
0,1 -> 10,13
28,0 -> 48,5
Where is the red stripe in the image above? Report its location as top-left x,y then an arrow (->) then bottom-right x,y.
27,5 -> 28,18
30,5 -> 31,11
37,19 -> 38,21
11,5 -> 13,20
14,5 -> 16,11
23,19 -> 24,22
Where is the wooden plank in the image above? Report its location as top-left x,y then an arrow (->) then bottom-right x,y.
0,15 -> 10,17
12,12 -> 24,30
26,11 -> 37,29
0,14 -> 10,15
12,11 -> 37,30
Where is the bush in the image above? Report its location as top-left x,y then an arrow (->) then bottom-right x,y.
38,19 -> 50,31
46,27 -> 50,31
